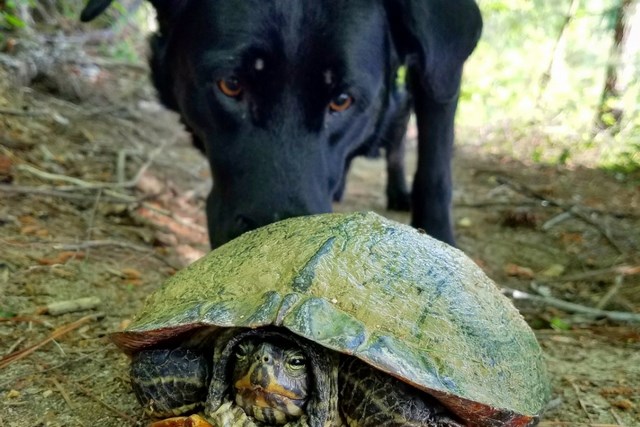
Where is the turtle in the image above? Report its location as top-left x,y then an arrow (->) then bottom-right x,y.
112,212 -> 550,427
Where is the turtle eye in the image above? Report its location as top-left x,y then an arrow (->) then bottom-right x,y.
286,354 -> 306,370
218,76 -> 243,98
329,93 -> 353,113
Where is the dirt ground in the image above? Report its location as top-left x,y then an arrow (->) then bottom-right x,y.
0,52 -> 639,427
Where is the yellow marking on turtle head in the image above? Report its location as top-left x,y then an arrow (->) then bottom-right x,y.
234,365 -> 302,400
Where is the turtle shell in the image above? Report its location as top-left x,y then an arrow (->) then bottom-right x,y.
112,212 -> 549,426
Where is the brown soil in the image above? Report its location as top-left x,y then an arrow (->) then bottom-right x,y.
0,58 -> 639,427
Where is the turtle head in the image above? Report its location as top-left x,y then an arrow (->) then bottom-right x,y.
231,338 -> 309,424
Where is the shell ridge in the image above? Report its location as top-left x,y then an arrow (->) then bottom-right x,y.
275,292 -> 303,326
291,236 -> 337,293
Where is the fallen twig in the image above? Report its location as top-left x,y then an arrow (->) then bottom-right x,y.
595,275 -> 624,310
51,377 -> 76,411
566,376 -> 594,422
15,135 -> 167,205
1,185 -> 202,233
0,184 -> 147,204
456,200 -> 540,209
0,107 -> 49,117
547,265 -> 640,282
0,314 -> 102,370
496,177 -> 628,255
610,408 -> 625,426
565,207 -> 627,256
85,190 -> 103,245
502,288 -> 640,323
0,316 -> 47,325
41,297 -> 102,316
80,105 -> 131,117
53,240 -> 153,254
17,164 -> 135,191
70,57 -> 147,71
19,133 -> 165,190
542,211 -> 573,230
51,239 -> 178,269
5,337 -> 26,356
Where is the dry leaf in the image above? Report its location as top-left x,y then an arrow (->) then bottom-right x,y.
611,398 -> 634,410
121,268 -> 142,281
21,225 -> 49,237
37,251 -> 85,266
541,264 -> 566,278
504,263 -> 535,279
0,155 -> 12,171
600,386 -> 634,397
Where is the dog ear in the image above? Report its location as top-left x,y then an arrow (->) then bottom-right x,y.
80,0 -> 115,22
80,0 -> 187,31
385,0 -> 482,101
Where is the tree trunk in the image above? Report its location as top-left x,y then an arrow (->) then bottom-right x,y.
538,0 -> 581,103
597,0 -> 639,130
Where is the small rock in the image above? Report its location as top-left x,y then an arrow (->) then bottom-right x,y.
51,113 -> 70,126
42,390 -> 53,398
458,217 -> 473,228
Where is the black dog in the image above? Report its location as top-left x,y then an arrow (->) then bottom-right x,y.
82,0 -> 482,248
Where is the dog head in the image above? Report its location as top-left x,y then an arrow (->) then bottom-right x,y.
82,0 -> 481,247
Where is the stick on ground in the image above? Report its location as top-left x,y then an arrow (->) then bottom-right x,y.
503,288 -> 640,323
0,314 -> 101,370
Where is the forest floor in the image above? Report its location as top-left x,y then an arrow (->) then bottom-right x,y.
0,47 -> 639,427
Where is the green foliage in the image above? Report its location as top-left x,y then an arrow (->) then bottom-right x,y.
112,2 -> 128,15
99,38 -> 141,63
0,308 -> 16,319
88,1 -> 153,64
600,1 -> 622,31
1,12 -> 25,29
0,0 -> 149,64
459,0 -> 639,172
599,116 -> 640,174
0,0 -> 28,30
550,317 -> 572,331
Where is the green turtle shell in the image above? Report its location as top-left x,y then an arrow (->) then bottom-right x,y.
112,212 -> 549,426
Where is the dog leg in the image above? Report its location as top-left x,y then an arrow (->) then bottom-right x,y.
409,72 -> 458,246
384,87 -> 412,212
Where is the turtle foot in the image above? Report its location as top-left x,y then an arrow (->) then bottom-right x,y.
149,414 -> 214,427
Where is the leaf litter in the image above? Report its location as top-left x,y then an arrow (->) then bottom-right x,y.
1,55 -> 639,427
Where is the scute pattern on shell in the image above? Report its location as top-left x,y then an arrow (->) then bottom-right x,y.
112,212 -> 549,426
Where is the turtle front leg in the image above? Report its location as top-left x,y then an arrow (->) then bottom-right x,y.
339,358 -> 462,427
209,400 -> 257,427
149,414 -> 215,427
209,400 -> 314,427
131,348 -> 211,418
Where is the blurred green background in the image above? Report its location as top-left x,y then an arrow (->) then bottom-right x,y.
2,0 -> 639,172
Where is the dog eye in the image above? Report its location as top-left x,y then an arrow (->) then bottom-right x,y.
329,93 -> 353,113
218,77 -> 243,98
